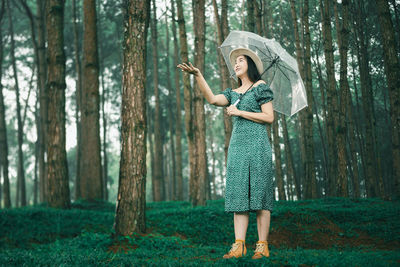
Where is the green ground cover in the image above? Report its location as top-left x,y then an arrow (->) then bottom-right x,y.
0,197 -> 399,266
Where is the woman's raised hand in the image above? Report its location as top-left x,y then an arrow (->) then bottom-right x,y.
177,62 -> 200,76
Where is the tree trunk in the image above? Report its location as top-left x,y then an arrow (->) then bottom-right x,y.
289,0 -> 306,197
97,0 -> 108,201
7,0 -> 26,207
333,0 -> 350,197
37,0 -> 47,204
165,14 -> 177,201
254,0 -> 263,36
171,0 -> 183,201
302,0 -> 317,198
320,0 -> 338,196
80,0 -> 103,200
354,0 -> 380,197
351,53 -> 368,197
72,0 -> 83,200
281,115 -> 299,200
150,0 -> 164,202
0,2 -> 11,207
192,0 -> 207,206
375,0 -> 400,199
114,0 -> 150,236
246,0 -> 255,32
99,44 -> 108,201
272,114 -> 286,200
212,0 -> 232,165
176,0 -> 195,204
45,0 -> 70,209
147,105 -> 155,201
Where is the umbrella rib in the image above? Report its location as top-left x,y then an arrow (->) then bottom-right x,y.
276,65 -> 292,82
276,63 -> 297,74
256,45 -> 274,59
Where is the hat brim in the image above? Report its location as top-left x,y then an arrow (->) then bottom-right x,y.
229,48 -> 263,75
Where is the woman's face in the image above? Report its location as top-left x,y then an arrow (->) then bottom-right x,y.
234,55 -> 248,78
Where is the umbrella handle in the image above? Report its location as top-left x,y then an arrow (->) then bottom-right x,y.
232,99 -> 240,106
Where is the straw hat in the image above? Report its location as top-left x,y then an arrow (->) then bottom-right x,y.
229,48 -> 263,75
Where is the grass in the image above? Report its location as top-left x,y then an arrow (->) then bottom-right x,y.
0,197 -> 399,266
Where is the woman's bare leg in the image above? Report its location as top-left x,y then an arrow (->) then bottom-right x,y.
234,211 -> 249,240
256,209 -> 271,241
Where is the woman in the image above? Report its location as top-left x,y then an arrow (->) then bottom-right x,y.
177,47 -> 274,260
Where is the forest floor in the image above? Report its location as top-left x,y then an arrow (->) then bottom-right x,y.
0,197 -> 399,266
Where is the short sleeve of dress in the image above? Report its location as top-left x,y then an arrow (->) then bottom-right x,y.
219,87 -> 232,105
254,83 -> 273,106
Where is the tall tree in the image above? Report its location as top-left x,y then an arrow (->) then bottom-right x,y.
36,0 -> 47,203
302,0 -> 316,198
375,0 -> 400,199
171,0 -> 183,201
192,0 -> 207,206
0,0 -> 11,208
176,0 -> 194,203
114,0 -> 150,236
212,0 -> 232,164
80,0 -> 103,200
281,116 -> 300,200
19,0 -> 41,204
320,0 -> 339,196
72,0 -> 83,200
165,13 -> 177,201
289,0 -> 306,198
150,0 -> 164,202
354,0 -> 381,197
290,0 -> 317,198
333,0 -> 350,197
246,0 -> 255,32
272,116 -> 286,200
45,0 -> 70,208
7,0 -> 26,206
98,2 -> 108,201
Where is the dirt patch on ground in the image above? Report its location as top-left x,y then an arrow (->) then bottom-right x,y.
269,211 -> 399,250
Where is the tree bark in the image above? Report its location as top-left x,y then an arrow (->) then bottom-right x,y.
212,0 -> 232,165
45,0 -> 70,209
289,0 -> 306,195
80,0 -> 103,200
114,0 -> 150,236
333,0 -> 350,197
37,0 -> 47,204
171,0 -> 183,201
302,0 -> 317,198
281,115 -> 299,200
176,0 -> 195,204
246,0 -> 255,32
192,0 -> 207,206
272,115 -> 286,200
375,0 -> 400,199
354,0 -> 380,197
320,0 -> 338,196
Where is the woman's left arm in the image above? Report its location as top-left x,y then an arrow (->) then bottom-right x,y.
226,102 -> 274,124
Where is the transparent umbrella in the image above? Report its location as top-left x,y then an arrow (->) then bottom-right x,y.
219,30 -> 308,117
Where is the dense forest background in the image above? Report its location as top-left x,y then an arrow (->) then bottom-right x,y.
0,0 -> 399,211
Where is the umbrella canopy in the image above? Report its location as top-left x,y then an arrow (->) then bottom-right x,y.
219,30 -> 308,117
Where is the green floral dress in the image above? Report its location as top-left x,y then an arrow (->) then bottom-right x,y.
220,83 -> 275,213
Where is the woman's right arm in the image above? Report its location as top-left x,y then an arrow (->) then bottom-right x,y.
177,62 -> 229,107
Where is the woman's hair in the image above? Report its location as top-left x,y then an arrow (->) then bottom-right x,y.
238,55 -> 261,86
